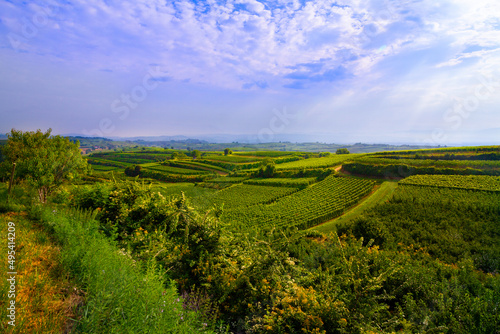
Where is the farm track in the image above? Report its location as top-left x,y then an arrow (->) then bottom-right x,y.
310,181 -> 398,234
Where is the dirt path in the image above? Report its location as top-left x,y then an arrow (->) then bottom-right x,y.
310,181 -> 398,233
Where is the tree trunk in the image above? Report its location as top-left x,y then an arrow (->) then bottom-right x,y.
7,163 -> 16,203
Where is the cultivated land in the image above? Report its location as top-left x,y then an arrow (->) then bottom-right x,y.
2,142 -> 499,333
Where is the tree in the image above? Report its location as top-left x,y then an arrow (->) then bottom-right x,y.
257,163 -> 276,178
1,128 -> 89,203
191,150 -> 201,160
224,148 -> 233,156
336,148 -> 350,155
319,152 -> 331,157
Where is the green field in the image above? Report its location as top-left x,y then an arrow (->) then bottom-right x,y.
274,154 -> 356,170
221,176 -> 376,230
4,142 -> 500,334
399,174 -> 500,191
312,181 -> 398,233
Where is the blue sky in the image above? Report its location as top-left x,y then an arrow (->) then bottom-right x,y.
1,0 -> 500,145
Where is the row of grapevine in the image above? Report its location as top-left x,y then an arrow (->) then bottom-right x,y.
399,175 -> 500,192
144,163 -> 211,175
138,169 -> 211,183
372,145 -> 500,156
206,177 -> 249,183
352,156 -> 500,170
86,157 -> 131,169
222,176 -> 375,231
243,177 -> 317,188
198,184 -> 299,209
233,151 -> 298,157
275,155 -> 355,170
167,161 -> 230,173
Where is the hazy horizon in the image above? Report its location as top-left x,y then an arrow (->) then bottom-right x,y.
1,1 -> 500,146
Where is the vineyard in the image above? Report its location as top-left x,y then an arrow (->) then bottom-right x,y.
3,137 -> 500,334
221,176 -> 376,230
198,184 -> 300,209
243,177 -> 317,188
399,174 -> 500,192
274,154 -> 355,170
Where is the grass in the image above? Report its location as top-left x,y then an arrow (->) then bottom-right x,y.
28,205 -> 213,333
0,211 -> 81,333
311,181 -> 398,234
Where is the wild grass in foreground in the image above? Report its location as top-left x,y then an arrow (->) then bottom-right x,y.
28,205 -> 214,334
0,211 -> 80,333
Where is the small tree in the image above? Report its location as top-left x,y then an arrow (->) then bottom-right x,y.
336,148 -> 350,155
224,148 -> 233,156
319,152 -> 331,157
1,128 -> 89,203
191,150 -> 201,160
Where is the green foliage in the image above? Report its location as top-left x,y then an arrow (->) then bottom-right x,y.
200,184 -> 299,210
399,174 -> 500,192
222,176 -> 376,231
71,178 -> 500,334
340,185 -> 500,273
147,163 -> 211,175
336,148 -> 350,154
29,205 -> 212,333
243,177 -> 317,188
192,150 -> 202,159
1,128 -> 89,202
224,148 -> 232,156
257,164 -> 277,178
275,155 -> 353,170
206,177 -> 249,184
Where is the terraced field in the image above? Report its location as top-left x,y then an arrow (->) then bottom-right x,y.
275,154 -> 356,170
221,176 -> 376,231
399,175 -> 500,192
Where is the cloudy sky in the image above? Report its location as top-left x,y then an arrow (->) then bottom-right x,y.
1,0 -> 499,145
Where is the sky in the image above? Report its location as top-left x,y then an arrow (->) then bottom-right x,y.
1,0 -> 500,145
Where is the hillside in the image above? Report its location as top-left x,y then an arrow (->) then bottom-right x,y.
1,143 -> 499,333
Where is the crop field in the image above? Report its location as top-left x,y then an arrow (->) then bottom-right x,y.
198,184 -> 300,209
4,139 -> 500,334
143,163 -> 212,175
233,151 -> 299,157
275,154 -> 356,170
243,177 -> 317,187
222,176 -> 376,230
206,176 -> 249,183
399,174 -> 500,192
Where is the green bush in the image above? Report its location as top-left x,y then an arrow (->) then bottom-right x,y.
30,205 -> 213,333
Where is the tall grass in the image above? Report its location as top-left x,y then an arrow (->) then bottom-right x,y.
30,205 -> 212,333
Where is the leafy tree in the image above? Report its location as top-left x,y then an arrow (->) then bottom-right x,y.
191,150 -> 201,160
257,163 -> 276,178
336,148 -> 350,154
224,148 -> 233,156
1,128 -> 88,203
319,152 -> 331,157
124,165 -> 143,177
171,152 -> 179,160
